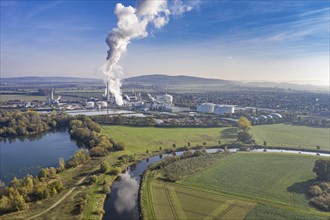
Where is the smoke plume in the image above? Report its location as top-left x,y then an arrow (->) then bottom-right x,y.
103,0 -> 193,105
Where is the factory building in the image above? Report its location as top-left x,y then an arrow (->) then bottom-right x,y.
156,94 -> 173,105
197,103 -> 216,113
214,105 -> 235,115
86,101 -> 95,109
96,101 -> 107,109
164,106 -> 191,113
46,88 -> 61,105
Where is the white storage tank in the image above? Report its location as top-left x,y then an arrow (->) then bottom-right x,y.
266,115 -> 274,120
214,105 -> 235,115
86,101 -> 95,109
270,113 -> 282,119
197,103 -> 215,113
257,115 -> 268,122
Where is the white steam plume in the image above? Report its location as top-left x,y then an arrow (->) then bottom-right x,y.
103,0 -> 193,105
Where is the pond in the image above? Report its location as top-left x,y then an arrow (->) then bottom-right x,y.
0,128 -> 79,184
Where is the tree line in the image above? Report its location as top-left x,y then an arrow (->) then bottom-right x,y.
0,110 -> 72,137
69,116 -> 126,157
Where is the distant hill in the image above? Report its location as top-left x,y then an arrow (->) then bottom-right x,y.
1,75 -> 327,92
1,76 -> 101,84
124,74 -> 234,85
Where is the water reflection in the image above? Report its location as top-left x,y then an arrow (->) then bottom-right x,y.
113,172 -> 139,214
130,164 -> 137,172
0,128 -> 68,143
0,129 -> 79,184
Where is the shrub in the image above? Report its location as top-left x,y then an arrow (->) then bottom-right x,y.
309,185 -> 322,196
180,150 -> 193,159
100,161 -> 109,173
90,147 -> 107,157
193,149 -> 203,157
89,175 -> 98,184
164,173 -> 181,182
112,168 -> 121,175
113,142 -> 126,151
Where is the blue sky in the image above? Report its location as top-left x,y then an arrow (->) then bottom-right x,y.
1,0 -> 329,85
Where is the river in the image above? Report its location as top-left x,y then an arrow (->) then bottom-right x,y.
0,128 -> 79,184
102,148 -> 329,220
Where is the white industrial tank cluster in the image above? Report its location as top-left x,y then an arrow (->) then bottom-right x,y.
214,105 -> 235,115
197,103 -> 235,115
197,103 -> 215,113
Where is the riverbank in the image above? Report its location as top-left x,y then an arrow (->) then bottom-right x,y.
1,122 -> 328,219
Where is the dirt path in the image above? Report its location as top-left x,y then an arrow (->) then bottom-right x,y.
26,175 -> 88,220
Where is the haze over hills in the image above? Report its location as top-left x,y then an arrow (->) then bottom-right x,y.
123,74 -> 234,85
1,76 -> 101,84
124,74 -> 329,92
1,75 -> 328,92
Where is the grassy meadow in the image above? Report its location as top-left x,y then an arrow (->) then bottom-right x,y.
141,152 -> 328,220
183,153 -> 322,209
245,204 -> 325,220
252,124 -> 330,151
151,182 -> 254,220
102,125 -> 238,153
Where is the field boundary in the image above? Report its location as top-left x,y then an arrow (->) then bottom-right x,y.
202,200 -> 236,220
177,182 -> 329,218
166,185 -> 187,220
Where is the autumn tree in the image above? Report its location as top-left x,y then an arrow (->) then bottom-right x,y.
237,117 -> 252,131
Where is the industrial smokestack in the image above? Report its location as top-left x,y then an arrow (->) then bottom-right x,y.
102,0 -> 195,105
106,81 -> 110,101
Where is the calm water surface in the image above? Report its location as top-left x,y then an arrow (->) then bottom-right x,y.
0,129 -> 79,184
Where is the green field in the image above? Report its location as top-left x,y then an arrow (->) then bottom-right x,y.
141,153 -> 328,220
0,94 -> 47,102
253,124 -> 330,151
245,204 -> 325,220
183,153 -> 322,210
142,152 -> 328,220
102,126 -> 237,153
146,180 -> 254,220
142,177 -> 255,220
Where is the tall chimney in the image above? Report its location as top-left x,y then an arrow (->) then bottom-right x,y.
106,81 -> 110,101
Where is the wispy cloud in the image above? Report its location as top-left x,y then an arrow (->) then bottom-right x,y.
26,1 -> 63,21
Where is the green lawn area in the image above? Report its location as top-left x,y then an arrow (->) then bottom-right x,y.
101,125 -> 237,153
252,124 -> 330,151
183,153 -> 323,210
